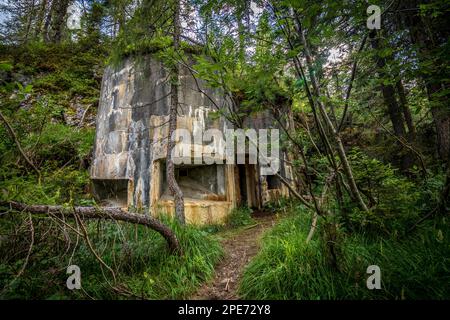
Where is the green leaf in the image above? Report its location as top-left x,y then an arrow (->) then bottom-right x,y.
294,78 -> 305,88
0,63 -> 13,72
24,84 -> 33,94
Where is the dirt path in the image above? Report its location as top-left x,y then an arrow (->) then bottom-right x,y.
192,213 -> 277,300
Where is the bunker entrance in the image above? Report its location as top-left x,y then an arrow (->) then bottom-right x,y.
236,164 -> 261,209
92,179 -> 129,208
267,175 -> 281,190
161,163 -> 226,201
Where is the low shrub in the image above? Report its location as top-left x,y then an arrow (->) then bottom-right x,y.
225,207 -> 255,228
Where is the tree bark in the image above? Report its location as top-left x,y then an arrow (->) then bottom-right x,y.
166,0 -> 185,225
396,80 -> 416,140
50,0 -> 71,43
1,201 -> 182,254
369,31 -> 407,139
400,0 -> 450,161
35,0 -> 48,38
42,0 -> 54,42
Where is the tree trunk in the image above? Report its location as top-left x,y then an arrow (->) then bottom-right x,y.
396,80 -> 416,141
400,0 -> 450,162
369,31 -> 407,139
50,0 -> 71,43
166,0 -> 185,225
431,105 -> 450,162
42,0 -> 53,42
369,30 -> 414,170
1,201 -> 182,254
23,0 -> 37,43
35,0 -> 49,38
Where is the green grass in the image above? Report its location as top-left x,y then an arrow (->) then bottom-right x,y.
0,215 -> 223,300
239,211 -> 450,300
224,207 -> 255,228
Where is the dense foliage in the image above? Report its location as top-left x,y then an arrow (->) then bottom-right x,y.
0,0 -> 448,300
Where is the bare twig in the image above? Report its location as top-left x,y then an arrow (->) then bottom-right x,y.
0,212 -> 35,296
1,202 -> 182,255
0,110 -> 41,177
367,107 -> 427,176
74,211 -> 117,283
16,213 -> 35,279
78,105 -> 91,128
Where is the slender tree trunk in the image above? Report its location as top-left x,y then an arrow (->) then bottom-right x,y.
50,0 -> 71,43
35,0 -> 49,39
43,0 -> 54,42
396,80 -> 416,141
23,0 -> 37,43
118,2 -> 126,33
166,0 -> 185,225
294,15 -> 368,213
369,30 -> 414,170
431,104 -> 450,162
369,31 -> 407,138
338,35 -> 367,132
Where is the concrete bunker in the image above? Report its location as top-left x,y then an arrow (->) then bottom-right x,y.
90,54 -> 294,225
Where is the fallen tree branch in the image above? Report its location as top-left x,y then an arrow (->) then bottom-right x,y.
0,201 -> 182,255
78,104 -> 91,128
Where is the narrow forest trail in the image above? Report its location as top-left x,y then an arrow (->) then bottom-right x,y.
192,213 -> 278,300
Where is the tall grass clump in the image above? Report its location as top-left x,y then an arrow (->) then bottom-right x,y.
0,215 -> 223,300
120,217 -> 224,299
239,212 -> 449,300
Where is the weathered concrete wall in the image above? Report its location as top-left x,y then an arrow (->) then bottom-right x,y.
91,55 -> 229,212
91,60 -> 134,180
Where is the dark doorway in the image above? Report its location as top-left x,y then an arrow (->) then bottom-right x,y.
267,175 -> 281,190
92,179 -> 129,207
237,164 -> 260,209
238,164 -> 248,206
